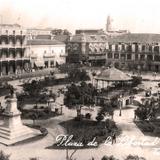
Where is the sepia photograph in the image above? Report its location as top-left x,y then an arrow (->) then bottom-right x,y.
0,0 -> 160,159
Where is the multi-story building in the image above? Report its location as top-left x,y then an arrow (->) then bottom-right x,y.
27,38 -> 66,68
27,28 -> 53,40
107,33 -> 160,72
67,29 -> 108,66
0,24 -> 30,76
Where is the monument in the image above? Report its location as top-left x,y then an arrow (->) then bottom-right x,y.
0,93 -> 40,145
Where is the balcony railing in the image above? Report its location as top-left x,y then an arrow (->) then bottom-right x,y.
60,54 -> 67,57
0,57 -> 30,61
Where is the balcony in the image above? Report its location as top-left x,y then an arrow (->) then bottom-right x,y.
88,54 -> 106,60
60,54 -> 67,57
0,57 -> 30,61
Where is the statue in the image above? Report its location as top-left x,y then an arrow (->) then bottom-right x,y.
8,85 -> 14,97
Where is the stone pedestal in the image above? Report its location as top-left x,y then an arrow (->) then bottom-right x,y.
0,94 -> 40,145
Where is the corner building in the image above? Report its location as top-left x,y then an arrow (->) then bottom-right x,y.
107,33 -> 160,72
67,29 -> 108,66
0,24 -> 30,76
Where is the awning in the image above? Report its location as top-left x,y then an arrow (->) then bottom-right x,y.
34,61 -> 45,67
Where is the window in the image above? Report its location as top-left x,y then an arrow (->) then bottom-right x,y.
122,44 -> 125,51
154,46 -> 159,53
108,52 -> 112,58
135,44 -> 138,52
6,30 -> 8,34
44,50 -> 46,54
101,36 -> 107,41
154,55 -> 160,61
147,55 -> 153,61
135,54 -> 139,60
127,45 -> 132,52
114,53 -> 119,59
61,49 -> 63,53
94,48 -> 97,53
149,46 -> 152,52
127,54 -> 131,60
140,54 -> 145,60
142,45 -> 145,52
120,54 -> 126,60
13,30 -> 15,34
115,44 -> 118,51
109,45 -> 112,51
20,30 -> 23,34
52,50 -> 54,53
90,36 -> 96,40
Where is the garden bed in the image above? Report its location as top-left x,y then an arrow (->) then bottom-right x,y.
51,119 -> 121,149
134,120 -> 160,137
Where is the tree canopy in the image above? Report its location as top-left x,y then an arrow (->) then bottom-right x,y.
64,82 -> 98,107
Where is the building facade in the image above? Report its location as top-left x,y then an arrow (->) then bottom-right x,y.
0,24 -> 30,76
67,29 -> 108,66
107,33 -> 160,72
27,39 -> 66,68
26,28 -> 53,40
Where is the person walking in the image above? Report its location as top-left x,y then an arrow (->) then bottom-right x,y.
111,131 -> 116,144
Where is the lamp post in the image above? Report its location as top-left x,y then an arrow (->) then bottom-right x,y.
119,95 -> 122,116
158,91 -> 160,108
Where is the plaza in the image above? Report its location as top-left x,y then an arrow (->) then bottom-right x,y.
0,1 -> 160,159
0,68 -> 160,160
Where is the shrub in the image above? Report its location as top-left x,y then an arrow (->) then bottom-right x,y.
33,105 -> 38,109
131,76 -> 142,87
30,158 -> 39,160
125,154 -> 146,160
85,113 -> 92,119
40,127 -> 48,136
101,155 -> 118,160
0,150 -> 10,160
105,119 -> 116,130
74,114 -> 84,121
96,113 -> 104,122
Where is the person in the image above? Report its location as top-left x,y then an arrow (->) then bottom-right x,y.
153,72 -> 157,79
134,110 -> 137,120
111,131 -> 116,144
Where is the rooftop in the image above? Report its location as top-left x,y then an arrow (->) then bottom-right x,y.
27,39 -> 65,45
70,34 -> 108,43
108,33 -> 160,44
54,35 -> 69,43
36,35 -> 52,40
0,23 -> 21,28
75,29 -> 105,35
95,67 -> 132,81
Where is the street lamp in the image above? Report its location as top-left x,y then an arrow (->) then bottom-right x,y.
119,95 -> 123,116
157,91 -> 160,107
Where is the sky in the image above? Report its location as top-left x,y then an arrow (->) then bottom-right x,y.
0,0 -> 160,34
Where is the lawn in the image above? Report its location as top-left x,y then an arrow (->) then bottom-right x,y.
135,119 -> 160,137
51,118 -> 121,149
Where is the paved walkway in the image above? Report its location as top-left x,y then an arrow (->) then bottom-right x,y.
0,106 -> 160,160
1,76 -> 160,159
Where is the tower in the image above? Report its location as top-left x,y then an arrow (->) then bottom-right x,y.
106,15 -> 112,32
